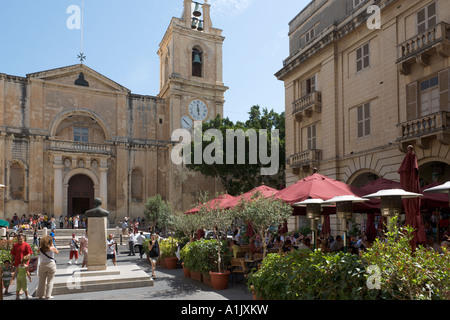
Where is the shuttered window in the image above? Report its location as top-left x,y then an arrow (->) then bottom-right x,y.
307,124 -> 317,150
417,2 -> 437,34
356,43 -> 370,72
357,103 -> 371,138
419,76 -> 439,116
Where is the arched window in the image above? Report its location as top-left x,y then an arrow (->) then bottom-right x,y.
192,48 -> 203,78
131,169 -> 143,201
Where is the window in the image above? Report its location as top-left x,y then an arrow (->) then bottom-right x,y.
307,124 -> 317,150
417,2 -> 437,34
304,27 -> 315,44
192,48 -> 203,78
300,74 -> 318,97
357,103 -> 371,138
74,126 -> 89,142
9,162 -> 25,200
131,169 -> 143,201
353,0 -> 366,8
356,43 -> 370,72
419,76 -> 440,116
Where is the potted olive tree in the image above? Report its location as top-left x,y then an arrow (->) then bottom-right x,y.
198,192 -> 235,290
235,193 -> 293,258
173,211 -> 202,277
144,195 -> 178,268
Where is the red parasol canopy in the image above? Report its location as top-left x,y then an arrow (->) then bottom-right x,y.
398,147 -> 427,249
225,185 -> 278,208
360,178 -> 401,195
185,194 -> 236,214
275,173 -> 375,215
420,182 -> 449,209
365,213 -> 377,243
275,173 -> 363,205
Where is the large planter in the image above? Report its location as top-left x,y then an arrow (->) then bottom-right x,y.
191,270 -> 202,282
164,257 -> 178,269
251,285 -> 264,300
182,262 -> 191,278
203,273 -> 212,287
209,270 -> 231,290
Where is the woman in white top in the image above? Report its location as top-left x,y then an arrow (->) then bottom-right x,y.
36,235 -> 59,299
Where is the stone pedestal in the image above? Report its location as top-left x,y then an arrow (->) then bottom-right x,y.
87,217 -> 107,271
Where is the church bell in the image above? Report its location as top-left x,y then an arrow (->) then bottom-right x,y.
191,17 -> 198,29
193,3 -> 202,17
193,52 -> 202,64
197,20 -> 204,32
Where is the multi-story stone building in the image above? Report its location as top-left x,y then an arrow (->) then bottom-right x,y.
276,0 -> 450,231
0,0 -> 227,224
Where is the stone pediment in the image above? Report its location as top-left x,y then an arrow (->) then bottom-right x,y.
26,64 -> 130,94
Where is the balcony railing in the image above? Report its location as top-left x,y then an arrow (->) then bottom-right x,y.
292,91 -> 322,120
49,140 -> 112,154
397,22 -> 450,74
289,149 -> 322,169
397,112 -> 450,151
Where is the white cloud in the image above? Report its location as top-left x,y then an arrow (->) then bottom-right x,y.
209,0 -> 254,17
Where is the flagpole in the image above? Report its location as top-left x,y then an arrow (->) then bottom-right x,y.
81,0 -> 84,63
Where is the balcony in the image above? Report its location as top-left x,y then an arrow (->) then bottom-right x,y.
289,149 -> 322,174
397,112 -> 450,152
397,22 -> 450,75
292,91 -> 322,121
49,140 -> 112,155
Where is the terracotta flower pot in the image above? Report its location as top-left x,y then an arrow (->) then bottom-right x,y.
191,270 -> 202,282
182,263 -> 191,278
164,257 -> 178,269
209,270 -> 231,290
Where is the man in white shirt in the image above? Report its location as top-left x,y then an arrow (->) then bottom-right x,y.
106,234 -> 116,266
128,231 -> 136,256
135,232 -> 146,258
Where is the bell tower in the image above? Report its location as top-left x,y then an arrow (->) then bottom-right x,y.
158,0 -> 228,211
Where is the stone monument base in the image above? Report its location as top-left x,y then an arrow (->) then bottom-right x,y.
50,264 -> 154,296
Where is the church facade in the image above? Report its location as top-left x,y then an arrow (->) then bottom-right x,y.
0,0 -> 227,224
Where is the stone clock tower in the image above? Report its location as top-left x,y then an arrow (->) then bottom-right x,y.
158,0 -> 228,211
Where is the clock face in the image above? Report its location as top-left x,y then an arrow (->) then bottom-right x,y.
181,115 -> 193,130
189,99 -> 208,121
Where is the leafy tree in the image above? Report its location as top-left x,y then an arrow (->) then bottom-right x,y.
144,195 -> 173,235
234,193 -> 293,258
186,105 -> 285,196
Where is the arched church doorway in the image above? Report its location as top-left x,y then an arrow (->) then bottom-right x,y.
68,174 -> 94,217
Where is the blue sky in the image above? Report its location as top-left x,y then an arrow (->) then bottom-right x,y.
1,0 -> 310,123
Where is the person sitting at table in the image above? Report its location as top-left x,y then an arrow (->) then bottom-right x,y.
231,240 -> 241,258
281,239 -> 294,254
248,237 -> 262,256
297,238 -> 312,251
272,236 -> 283,249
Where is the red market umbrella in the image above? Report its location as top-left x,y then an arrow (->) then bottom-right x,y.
321,213 -> 331,235
185,194 -> 236,214
360,178 -> 401,195
275,173 -> 374,215
365,213 -> 377,243
226,185 -> 278,208
398,148 -> 427,249
421,182 -> 449,208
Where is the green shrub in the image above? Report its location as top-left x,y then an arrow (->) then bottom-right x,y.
180,239 -> 231,274
362,216 -> 450,300
159,237 -> 179,259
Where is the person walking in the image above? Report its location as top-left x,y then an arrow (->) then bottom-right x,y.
136,232 -> 145,258
80,230 -> 88,268
128,231 -> 136,256
107,234 -> 117,266
35,235 -> 59,300
11,256 -> 32,300
68,233 -> 79,265
10,234 -> 33,269
1,260 -> 13,296
147,234 -> 160,279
